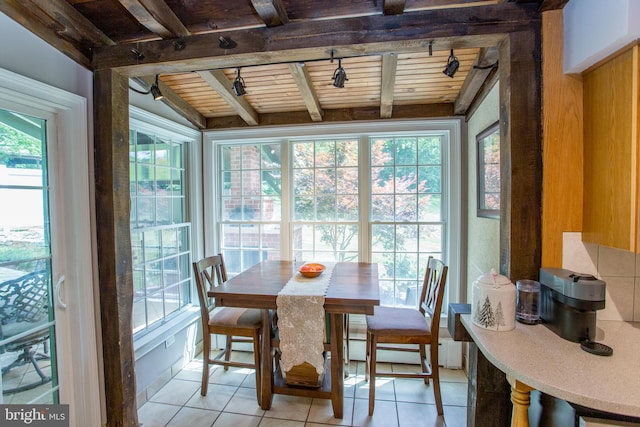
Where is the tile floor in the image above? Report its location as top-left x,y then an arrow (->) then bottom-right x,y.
138,353 -> 469,427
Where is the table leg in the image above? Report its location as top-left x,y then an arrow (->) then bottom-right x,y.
507,375 -> 534,427
260,309 -> 273,410
330,313 -> 344,418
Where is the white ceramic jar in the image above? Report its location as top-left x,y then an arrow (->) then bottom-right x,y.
471,269 -> 516,331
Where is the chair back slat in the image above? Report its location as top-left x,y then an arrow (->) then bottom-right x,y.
192,255 -> 226,321
419,257 -> 448,330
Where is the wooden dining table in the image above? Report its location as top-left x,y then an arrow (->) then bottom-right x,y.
208,260 -> 379,418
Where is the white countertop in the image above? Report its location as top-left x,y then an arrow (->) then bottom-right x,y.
461,314 -> 640,417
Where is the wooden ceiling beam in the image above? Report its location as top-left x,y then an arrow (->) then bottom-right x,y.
383,0 -> 406,15
380,53 -> 398,118
454,45 -> 499,114
206,103 -> 454,129
92,3 -> 540,75
196,70 -> 259,126
288,63 -> 323,121
250,0 -> 289,26
130,76 -> 206,128
0,0 -> 114,67
117,0 -> 190,38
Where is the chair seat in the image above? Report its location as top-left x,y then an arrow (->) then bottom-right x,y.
366,306 -> 431,336
210,307 -> 262,328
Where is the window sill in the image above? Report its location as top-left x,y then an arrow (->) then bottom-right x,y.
133,307 -> 200,360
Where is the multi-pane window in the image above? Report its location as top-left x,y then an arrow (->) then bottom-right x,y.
220,144 -> 282,275
130,129 -> 191,334
292,139 -> 359,262
370,136 -> 444,307
214,125 -> 455,309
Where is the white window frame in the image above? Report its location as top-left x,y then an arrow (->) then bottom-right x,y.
129,107 -> 203,348
204,119 -> 462,309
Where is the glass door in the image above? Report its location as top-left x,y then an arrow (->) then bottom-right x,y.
0,69 -> 101,426
0,109 -> 58,402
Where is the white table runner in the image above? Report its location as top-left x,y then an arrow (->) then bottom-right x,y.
276,262 -> 336,375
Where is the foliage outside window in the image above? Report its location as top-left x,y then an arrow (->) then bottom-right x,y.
476,122 -> 500,219
292,139 -> 359,262
218,131 -> 449,309
130,129 -> 192,334
220,144 -> 282,275
370,136 -> 444,307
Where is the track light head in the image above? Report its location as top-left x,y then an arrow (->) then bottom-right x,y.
332,59 -> 348,88
233,68 -> 246,96
151,75 -> 164,100
443,49 -> 459,78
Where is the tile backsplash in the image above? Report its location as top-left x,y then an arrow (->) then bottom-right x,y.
562,232 -> 639,322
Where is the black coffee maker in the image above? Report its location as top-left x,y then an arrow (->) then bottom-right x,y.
538,268 -> 606,342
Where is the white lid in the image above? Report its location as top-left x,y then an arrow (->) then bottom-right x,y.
475,268 -> 512,286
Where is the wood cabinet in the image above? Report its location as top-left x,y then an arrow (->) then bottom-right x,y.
582,45 -> 640,251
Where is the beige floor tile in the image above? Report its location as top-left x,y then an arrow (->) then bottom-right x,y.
394,378 -> 433,404
138,401 -> 181,427
224,386 -> 264,416
166,406 -> 220,427
307,397 -> 353,426
185,383 -> 237,411
440,382 -> 467,407
258,418 -> 305,427
261,394 -> 312,422
150,378 -> 200,406
439,368 -> 468,383
442,404 -> 467,427
396,401 -> 444,427
209,366 -> 253,387
354,375 -> 395,401
212,412 -> 261,427
352,398 -> 398,427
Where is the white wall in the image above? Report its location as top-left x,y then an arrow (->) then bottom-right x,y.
466,83 -> 500,300
0,13 -> 93,101
563,0 -> 640,73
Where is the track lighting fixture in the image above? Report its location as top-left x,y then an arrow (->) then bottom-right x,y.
232,68 -> 246,96
332,59 -> 348,88
151,75 -> 163,100
129,74 -> 163,101
443,49 -> 459,78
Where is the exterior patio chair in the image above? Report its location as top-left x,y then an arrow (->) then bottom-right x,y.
0,270 -> 52,394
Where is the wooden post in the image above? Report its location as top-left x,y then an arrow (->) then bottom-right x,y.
94,68 -> 139,427
498,30 -> 543,282
467,343 -> 512,426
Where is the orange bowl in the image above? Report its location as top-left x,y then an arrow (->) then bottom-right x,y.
299,263 -> 325,278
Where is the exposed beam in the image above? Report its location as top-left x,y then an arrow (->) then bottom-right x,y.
454,46 -> 499,114
92,3 -> 541,75
250,0 -> 289,26
206,103 -> 454,129
383,0 -> 406,15
93,68 -> 139,427
118,0 -> 190,38
538,0 -> 570,11
130,76 -> 206,129
196,70 -> 259,126
380,53 -> 398,118
288,63 -> 323,121
0,0 -> 114,67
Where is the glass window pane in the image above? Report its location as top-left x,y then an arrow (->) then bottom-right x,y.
315,140 -> 335,167
371,138 -> 394,166
371,167 -> 393,194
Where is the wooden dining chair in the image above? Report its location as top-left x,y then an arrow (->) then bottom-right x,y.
365,256 -> 448,416
192,254 -> 262,399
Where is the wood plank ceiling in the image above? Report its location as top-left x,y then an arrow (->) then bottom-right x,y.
0,0 -> 565,129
